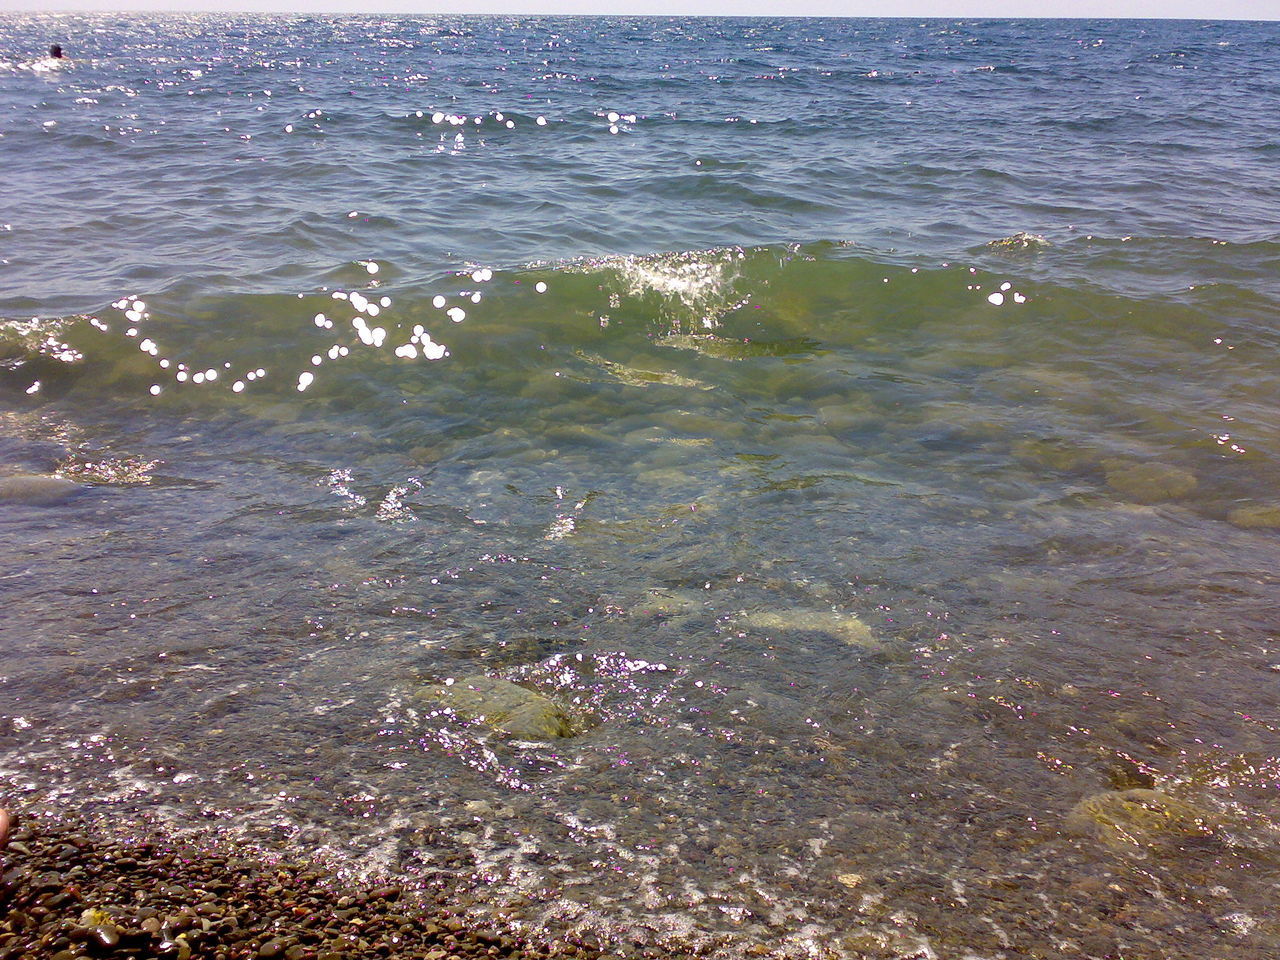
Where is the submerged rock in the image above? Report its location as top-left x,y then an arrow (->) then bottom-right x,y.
1227,502 -> 1280,529
1011,437 -> 1097,473
1103,460 -> 1197,504
0,473 -> 82,505
1067,788 -> 1218,849
417,676 -> 574,739
986,231 -> 1050,250
737,609 -> 875,647
57,455 -> 157,485
635,588 -> 708,617
574,350 -> 711,390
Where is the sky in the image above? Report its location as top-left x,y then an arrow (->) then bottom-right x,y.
3,0 -> 1277,19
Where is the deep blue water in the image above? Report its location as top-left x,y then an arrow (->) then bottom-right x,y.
3,15 -> 1280,960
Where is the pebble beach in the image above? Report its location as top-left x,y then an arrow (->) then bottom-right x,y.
0,809 -> 622,960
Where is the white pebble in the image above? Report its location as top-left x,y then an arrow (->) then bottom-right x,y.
232,380 -> 245,393
297,371 -> 314,391
535,281 -> 548,294
432,295 -> 446,309
987,292 -> 1005,306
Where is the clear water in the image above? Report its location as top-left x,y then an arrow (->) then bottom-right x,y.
3,14 -> 1280,959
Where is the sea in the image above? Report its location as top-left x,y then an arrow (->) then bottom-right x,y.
3,13 -> 1280,959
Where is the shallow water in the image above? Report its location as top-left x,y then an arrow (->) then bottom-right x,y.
3,14 -> 1280,959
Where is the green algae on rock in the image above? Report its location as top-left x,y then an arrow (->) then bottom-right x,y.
1102,460 -> 1198,504
1011,437 -> 1097,474
1227,502 -> 1280,529
417,676 -> 575,740
986,231 -> 1050,250
1067,788 -> 1219,849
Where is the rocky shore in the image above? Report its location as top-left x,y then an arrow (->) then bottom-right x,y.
0,808 -> 610,960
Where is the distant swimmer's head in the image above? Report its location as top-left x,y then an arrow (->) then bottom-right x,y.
49,44 -> 63,59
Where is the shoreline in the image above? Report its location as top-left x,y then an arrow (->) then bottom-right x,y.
0,807 -> 622,960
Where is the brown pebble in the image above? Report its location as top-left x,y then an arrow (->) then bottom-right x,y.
89,925 -> 121,948
258,938 -> 289,959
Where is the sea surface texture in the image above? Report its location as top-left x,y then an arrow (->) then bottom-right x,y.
4,14 -> 1280,959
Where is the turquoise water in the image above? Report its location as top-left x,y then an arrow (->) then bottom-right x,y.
3,15 -> 1280,959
